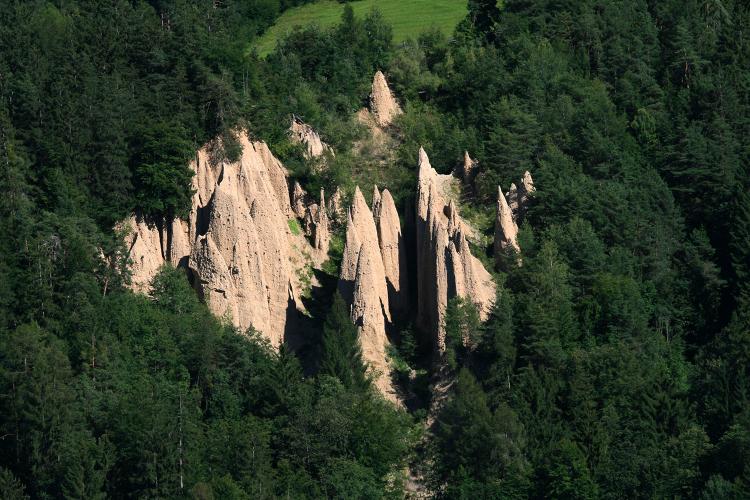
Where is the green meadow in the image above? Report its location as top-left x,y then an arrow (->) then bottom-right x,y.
253,0 -> 468,56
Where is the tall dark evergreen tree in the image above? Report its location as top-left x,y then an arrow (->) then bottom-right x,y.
319,293 -> 369,392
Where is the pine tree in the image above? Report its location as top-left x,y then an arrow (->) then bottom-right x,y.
468,0 -> 501,38
730,187 -> 750,301
434,368 -> 529,495
320,293 -> 369,391
540,439 -> 598,500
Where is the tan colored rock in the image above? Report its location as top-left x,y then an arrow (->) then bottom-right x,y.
351,242 -> 396,401
349,187 -> 391,322
303,204 -> 319,237
188,135 -> 294,345
123,215 -> 165,293
193,148 -> 222,208
415,148 -> 496,350
289,116 -> 333,159
374,188 -> 409,313
372,185 -> 382,216
338,208 -> 362,302
369,71 -> 402,127
125,130 -> 320,348
506,183 -> 519,215
304,189 -> 330,255
494,186 -> 520,261
518,170 -> 535,214
291,181 -> 308,219
521,170 -> 535,197
328,186 -> 345,223
254,140 -> 293,217
460,151 -> 478,187
167,219 -> 191,267
314,209 -> 330,256
337,186 -> 405,401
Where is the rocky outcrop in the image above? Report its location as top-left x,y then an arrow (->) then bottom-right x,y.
289,116 -> 333,159
303,189 -> 330,255
124,131 -> 320,347
369,71 -> 402,127
123,215 -> 167,293
339,208 -> 362,299
291,181 -> 309,219
520,170 -> 536,210
351,242 -> 394,399
505,171 -> 535,220
372,187 -> 409,314
415,148 -> 496,351
506,183 -> 519,214
188,134 -> 298,346
459,151 -> 478,188
495,171 -> 535,265
328,187 -> 345,224
494,186 -> 520,261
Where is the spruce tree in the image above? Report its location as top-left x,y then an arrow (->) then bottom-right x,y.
319,293 -> 369,391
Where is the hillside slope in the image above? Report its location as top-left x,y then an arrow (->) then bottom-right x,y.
252,0 -> 467,56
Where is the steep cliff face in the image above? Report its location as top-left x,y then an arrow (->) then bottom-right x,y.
188,136 -> 295,346
124,131 -> 320,347
369,71 -> 402,127
123,215 -> 167,293
415,148 -> 496,350
289,116 -> 333,159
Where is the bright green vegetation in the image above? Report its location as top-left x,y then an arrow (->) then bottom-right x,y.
288,218 -> 302,235
253,0 -> 467,56
2,0 -> 750,498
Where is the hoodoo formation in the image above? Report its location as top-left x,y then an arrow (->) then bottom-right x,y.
369,70 -> 402,127
124,75 -> 519,402
415,147 -> 496,351
124,131 -> 325,347
338,187 -> 399,400
124,120 -> 514,402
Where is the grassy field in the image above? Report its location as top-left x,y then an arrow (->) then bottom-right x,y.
252,0 -> 467,56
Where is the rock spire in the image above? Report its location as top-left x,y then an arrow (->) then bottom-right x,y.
415,148 -> 496,351
460,151 -> 478,188
303,189 -> 330,256
338,186 -> 407,401
494,186 -> 520,261
373,187 -> 409,314
369,71 -> 402,127
494,171 -> 536,264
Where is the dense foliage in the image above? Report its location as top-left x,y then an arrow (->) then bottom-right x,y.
1,0 -> 749,498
